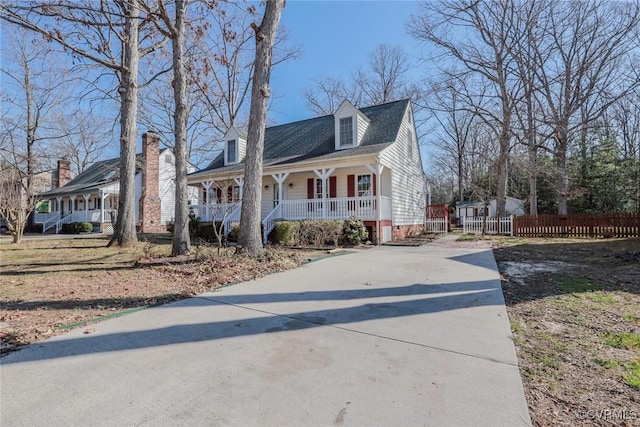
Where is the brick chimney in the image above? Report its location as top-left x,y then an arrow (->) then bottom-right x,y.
56,159 -> 72,188
139,132 -> 163,233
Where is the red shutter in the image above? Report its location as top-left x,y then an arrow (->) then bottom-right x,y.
307,178 -> 314,199
307,178 -> 314,211
227,186 -> 233,202
329,176 -> 337,198
216,188 -> 222,203
329,176 -> 337,211
347,175 -> 355,197
372,173 -> 377,196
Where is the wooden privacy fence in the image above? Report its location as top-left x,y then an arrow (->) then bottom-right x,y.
513,213 -> 640,238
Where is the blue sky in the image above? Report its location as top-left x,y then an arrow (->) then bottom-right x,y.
270,0 -> 425,124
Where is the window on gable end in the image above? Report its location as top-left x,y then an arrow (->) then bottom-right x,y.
227,139 -> 237,163
339,117 -> 353,147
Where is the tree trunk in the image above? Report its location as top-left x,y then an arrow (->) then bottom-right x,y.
457,154 -> 464,202
496,126 -> 510,218
237,0 -> 285,257
528,144 -> 538,215
555,124 -> 569,215
171,0 -> 191,256
109,0 -> 140,247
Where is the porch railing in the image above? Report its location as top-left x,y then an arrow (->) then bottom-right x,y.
280,196 -> 390,221
190,203 -> 239,222
222,203 -> 242,236
262,203 -> 282,243
41,213 -> 61,233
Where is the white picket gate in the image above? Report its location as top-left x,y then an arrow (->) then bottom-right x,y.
462,216 -> 513,236
425,218 -> 448,234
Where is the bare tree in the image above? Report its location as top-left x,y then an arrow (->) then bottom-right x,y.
409,0 -> 523,218
529,0 -> 640,215
52,112 -> 113,174
237,0 -> 285,257
1,0 -> 167,247
0,28 -> 73,241
303,77 -> 360,116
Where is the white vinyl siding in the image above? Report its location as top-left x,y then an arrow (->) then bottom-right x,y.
357,113 -> 369,144
379,105 -> 427,226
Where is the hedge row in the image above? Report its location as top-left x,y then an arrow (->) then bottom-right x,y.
274,218 -> 368,247
61,222 -> 94,234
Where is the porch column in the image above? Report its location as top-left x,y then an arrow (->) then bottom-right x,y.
201,181 -> 213,222
83,194 -> 91,222
314,168 -> 335,218
56,196 -> 62,217
69,195 -> 76,220
366,163 -> 384,245
234,177 -> 244,200
271,173 -> 289,207
100,192 -> 109,225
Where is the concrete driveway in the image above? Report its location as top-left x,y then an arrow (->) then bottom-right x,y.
0,244 -> 531,426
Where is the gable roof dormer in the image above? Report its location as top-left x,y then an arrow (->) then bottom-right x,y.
223,127 -> 247,166
334,100 -> 370,150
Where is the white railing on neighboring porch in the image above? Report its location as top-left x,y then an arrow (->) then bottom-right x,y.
222,203 -> 242,236
262,203 -> 282,243
42,210 -> 117,234
463,216 -> 513,236
190,203 -> 240,222
425,218 -> 448,234
280,196 -> 390,221
41,213 -> 61,233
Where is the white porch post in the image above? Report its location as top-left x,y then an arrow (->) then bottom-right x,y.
271,173 -> 289,206
314,168 -> 335,219
202,181 -> 212,205
234,177 -> 244,200
202,181 -> 212,222
366,162 -> 384,245
100,192 -> 109,224
83,194 -> 91,222
69,195 -> 76,220
56,196 -> 62,216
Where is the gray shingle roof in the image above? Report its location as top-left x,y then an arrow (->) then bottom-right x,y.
191,99 -> 409,177
39,150 -> 164,197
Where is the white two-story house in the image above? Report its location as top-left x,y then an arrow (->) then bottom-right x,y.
187,99 -> 428,244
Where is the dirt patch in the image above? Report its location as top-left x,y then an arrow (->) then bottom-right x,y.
491,237 -> 640,426
0,237 -> 325,356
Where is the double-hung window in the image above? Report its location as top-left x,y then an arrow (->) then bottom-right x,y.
227,139 -> 237,163
339,117 -> 353,147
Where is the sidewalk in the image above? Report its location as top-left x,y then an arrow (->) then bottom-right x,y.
0,244 -> 531,426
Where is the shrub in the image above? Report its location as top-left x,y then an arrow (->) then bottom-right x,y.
61,223 -> 76,234
299,220 -> 343,247
274,221 -> 300,246
77,222 -> 93,233
188,210 -> 201,237
342,217 -> 368,245
227,222 -> 240,242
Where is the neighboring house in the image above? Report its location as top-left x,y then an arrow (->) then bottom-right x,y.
34,133 -> 197,234
455,197 -> 525,224
187,99 -> 428,244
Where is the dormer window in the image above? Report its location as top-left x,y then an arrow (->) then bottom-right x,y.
226,139 -> 237,164
334,99 -> 369,151
339,117 -> 354,147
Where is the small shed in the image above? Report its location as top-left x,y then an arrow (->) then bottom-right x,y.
455,197 -> 525,225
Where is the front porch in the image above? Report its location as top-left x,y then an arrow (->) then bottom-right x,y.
33,192 -> 119,234
189,164 -> 393,243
